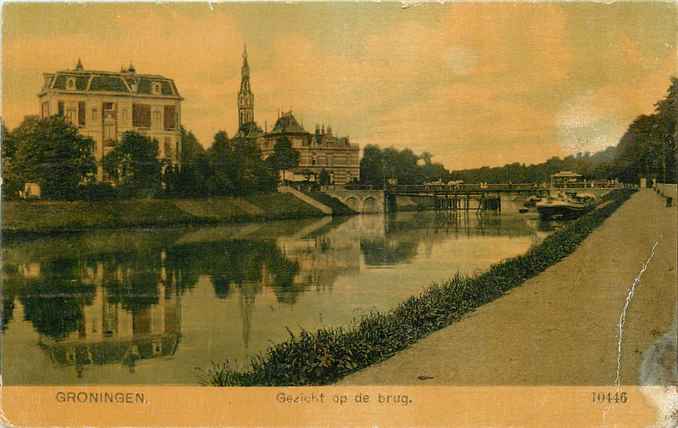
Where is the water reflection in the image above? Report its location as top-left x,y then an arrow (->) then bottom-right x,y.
2,212 -> 548,384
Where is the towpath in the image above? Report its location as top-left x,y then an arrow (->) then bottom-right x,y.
340,189 -> 676,385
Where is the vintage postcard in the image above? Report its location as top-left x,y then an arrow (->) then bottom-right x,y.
1,1 -> 676,426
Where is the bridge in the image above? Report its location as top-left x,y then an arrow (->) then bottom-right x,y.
319,183 -> 548,214
321,187 -> 385,213
316,183 -> 614,214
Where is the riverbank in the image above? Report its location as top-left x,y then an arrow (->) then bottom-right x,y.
340,189 -> 676,386
202,189 -> 637,386
1,193 -> 326,236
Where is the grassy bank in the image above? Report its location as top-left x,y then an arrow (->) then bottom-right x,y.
1,193 -> 325,235
201,189 -> 636,386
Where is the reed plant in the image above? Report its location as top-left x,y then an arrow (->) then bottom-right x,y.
201,189 -> 636,386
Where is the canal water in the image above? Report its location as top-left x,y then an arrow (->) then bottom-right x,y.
1,211 -> 553,385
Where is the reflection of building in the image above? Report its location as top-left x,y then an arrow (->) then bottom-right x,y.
274,218 -> 363,290
38,60 -> 183,180
234,47 -> 360,185
37,262 -> 181,378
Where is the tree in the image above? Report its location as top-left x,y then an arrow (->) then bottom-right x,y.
12,115 -> 96,199
103,131 -> 161,197
654,77 -> 678,183
233,137 -> 276,194
179,126 -> 206,164
166,127 -> 209,197
360,145 -> 384,186
204,131 -> 275,196
206,131 -> 237,195
269,136 -> 299,182
1,121 -> 21,199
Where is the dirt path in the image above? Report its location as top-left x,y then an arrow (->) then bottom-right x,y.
340,189 -> 677,385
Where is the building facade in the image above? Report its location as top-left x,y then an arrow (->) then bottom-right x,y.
234,48 -> 360,185
38,60 -> 183,180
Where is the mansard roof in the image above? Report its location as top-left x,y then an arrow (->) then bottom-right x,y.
40,65 -> 182,99
271,111 -> 307,134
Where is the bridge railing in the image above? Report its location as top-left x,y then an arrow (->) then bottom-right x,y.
341,184 -> 384,191
337,182 -> 623,194
384,183 -> 545,193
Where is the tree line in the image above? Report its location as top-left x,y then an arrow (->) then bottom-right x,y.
1,115 -> 302,200
359,77 -> 677,186
3,77 -> 675,199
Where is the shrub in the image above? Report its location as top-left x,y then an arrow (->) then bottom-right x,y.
78,182 -> 118,201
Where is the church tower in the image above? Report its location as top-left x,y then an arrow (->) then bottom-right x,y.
238,45 -> 255,127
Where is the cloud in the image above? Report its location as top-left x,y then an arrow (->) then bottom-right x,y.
2,2 -> 676,170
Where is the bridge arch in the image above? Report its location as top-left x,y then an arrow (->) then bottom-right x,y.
362,196 -> 377,213
344,196 -> 359,211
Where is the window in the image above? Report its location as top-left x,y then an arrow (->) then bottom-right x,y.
41,102 -> 50,118
67,78 -> 75,90
122,108 -> 128,121
91,108 -> 98,121
102,103 -> 117,122
103,125 -> 115,141
132,104 -> 151,128
65,109 -> 76,124
58,101 -> 65,116
163,105 -> 176,130
152,82 -> 161,95
78,102 -> 86,126
152,110 -> 161,126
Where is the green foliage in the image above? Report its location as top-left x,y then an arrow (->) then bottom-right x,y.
359,145 -> 385,186
201,189 -> 635,386
1,121 -> 22,199
103,131 -> 162,198
10,115 -> 96,199
78,182 -> 117,201
171,127 -> 210,197
613,77 -> 677,184
203,131 -> 276,196
268,136 -> 300,182
360,145 -> 449,186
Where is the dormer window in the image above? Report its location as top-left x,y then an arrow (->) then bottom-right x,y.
152,82 -> 161,95
66,77 -> 76,90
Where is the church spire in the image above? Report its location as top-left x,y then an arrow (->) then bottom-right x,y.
241,44 -> 249,77
238,44 -> 254,128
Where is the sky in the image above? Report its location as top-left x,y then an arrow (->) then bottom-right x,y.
2,2 -> 676,170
